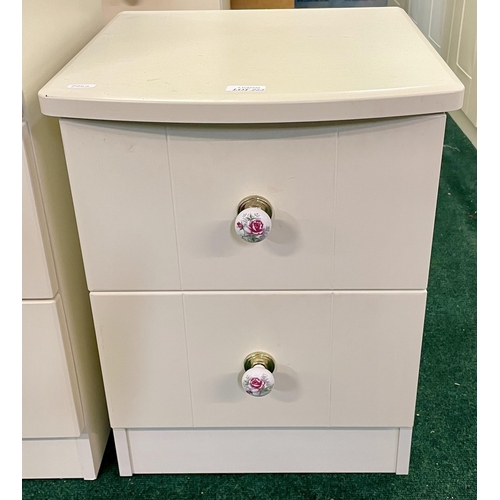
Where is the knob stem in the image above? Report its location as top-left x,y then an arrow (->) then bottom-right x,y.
243,351 -> 275,373
237,195 -> 273,219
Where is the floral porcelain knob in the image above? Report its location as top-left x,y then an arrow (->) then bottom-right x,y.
242,351 -> 276,397
235,195 -> 273,243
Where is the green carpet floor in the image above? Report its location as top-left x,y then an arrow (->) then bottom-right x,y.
22,115 -> 477,499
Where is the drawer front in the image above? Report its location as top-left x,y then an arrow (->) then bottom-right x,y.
90,291 -> 425,429
22,122 -> 58,299
89,293 -> 193,429
60,121 -> 181,292
184,292 -> 333,427
330,291 -> 427,427
61,114 -> 444,292
22,296 -> 84,438
167,125 -> 337,291
332,114 -> 445,289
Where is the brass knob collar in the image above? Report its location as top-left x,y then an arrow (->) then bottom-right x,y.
243,351 -> 276,373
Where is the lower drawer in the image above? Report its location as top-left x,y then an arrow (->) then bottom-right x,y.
90,291 -> 426,429
22,296 -> 84,438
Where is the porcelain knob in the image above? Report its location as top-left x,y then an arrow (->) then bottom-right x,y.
242,351 -> 276,397
235,196 -> 273,243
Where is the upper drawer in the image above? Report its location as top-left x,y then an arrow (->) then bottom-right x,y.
60,114 -> 445,292
22,122 -> 58,299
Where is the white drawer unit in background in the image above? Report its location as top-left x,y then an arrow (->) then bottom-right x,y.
39,8 -> 464,475
23,0 -> 111,480
22,121 -> 109,479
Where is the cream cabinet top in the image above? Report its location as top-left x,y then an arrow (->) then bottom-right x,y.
39,8 -> 464,124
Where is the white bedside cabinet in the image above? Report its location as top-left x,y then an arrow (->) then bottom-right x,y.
39,8 -> 464,475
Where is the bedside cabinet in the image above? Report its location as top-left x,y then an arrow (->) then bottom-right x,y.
39,8 -> 464,475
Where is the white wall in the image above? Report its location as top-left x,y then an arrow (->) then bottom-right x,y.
389,0 -> 477,146
101,0 -> 230,24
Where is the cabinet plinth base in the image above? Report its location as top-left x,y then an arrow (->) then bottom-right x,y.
22,428 -> 110,480
113,427 -> 413,476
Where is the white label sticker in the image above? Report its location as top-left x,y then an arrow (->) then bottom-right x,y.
226,86 -> 266,92
67,84 -> 96,88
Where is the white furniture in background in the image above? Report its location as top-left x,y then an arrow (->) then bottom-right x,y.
101,0 -> 230,23
22,0 -> 109,480
39,8 -> 463,475
389,0 -> 477,146
446,0 -> 477,140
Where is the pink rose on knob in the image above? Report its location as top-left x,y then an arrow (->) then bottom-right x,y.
242,365 -> 274,396
235,208 -> 272,243
249,377 -> 264,390
248,219 -> 264,235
